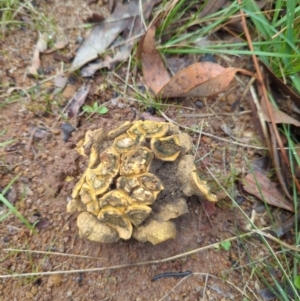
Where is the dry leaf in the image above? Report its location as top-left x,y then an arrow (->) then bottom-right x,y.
139,26 -> 254,98
138,26 -> 170,94
78,0 -> 161,76
67,84 -> 90,118
81,42 -> 134,76
160,63 -> 253,98
243,171 -> 294,212
71,1 -> 139,71
28,32 -> 49,76
261,98 -> 300,127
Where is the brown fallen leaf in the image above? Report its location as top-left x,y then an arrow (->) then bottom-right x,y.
28,32 -> 48,76
139,26 -> 254,98
138,26 -> 170,94
261,97 -> 300,127
243,170 -> 294,212
159,63 -> 254,98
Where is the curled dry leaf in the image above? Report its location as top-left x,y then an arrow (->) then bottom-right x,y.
28,32 -> 49,76
66,84 -> 90,118
243,170 -> 294,212
138,26 -> 170,94
139,26 -> 254,98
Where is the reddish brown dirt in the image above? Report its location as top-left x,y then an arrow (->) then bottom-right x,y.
0,1 -> 268,301
0,103 -> 259,301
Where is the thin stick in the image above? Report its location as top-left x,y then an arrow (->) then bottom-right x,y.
253,230 -> 300,252
160,111 -> 267,150
3,248 -> 106,260
193,119 -> 203,161
179,110 -> 251,118
158,273 -> 192,301
0,227 -> 271,278
202,273 -> 209,299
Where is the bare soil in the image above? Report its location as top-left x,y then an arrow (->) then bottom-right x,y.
0,1 -> 268,300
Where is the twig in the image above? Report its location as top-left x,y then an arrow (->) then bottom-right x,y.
160,111 -> 266,150
25,127 -> 37,152
3,248 -> 106,260
0,227 -> 271,278
158,273 -> 192,301
179,110 -> 251,118
253,230 -> 300,252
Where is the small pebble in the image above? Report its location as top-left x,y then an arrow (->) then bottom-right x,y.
195,100 -> 203,108
255,205 -> 266,213
236,195 -> 245,205
199,53 -> 216,63
146,106 -> 156,115
61,123 -> 75,142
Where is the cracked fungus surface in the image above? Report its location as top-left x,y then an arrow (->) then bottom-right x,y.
67,120 -> 217,244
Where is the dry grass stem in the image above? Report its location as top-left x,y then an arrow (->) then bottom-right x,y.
160,111 -> 266,149
0,227 -> 271,278
3,248 -> 106,260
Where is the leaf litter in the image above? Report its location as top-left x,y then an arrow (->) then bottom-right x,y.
139,25 -> 255,98
261,97 -> 300,127
243,171 -> 295,212
72,0 -> 161,76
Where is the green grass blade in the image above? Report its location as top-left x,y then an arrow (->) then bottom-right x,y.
0,175 -> 35,231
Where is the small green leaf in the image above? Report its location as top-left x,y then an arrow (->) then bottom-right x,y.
294,275 -> 300,289
220,241 -> 231,251
82,105 -> 93,113
96,106 -> 108,115
83,103 -> 108,116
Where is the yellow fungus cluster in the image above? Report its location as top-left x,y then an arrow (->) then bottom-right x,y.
68,121 -> 217,244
